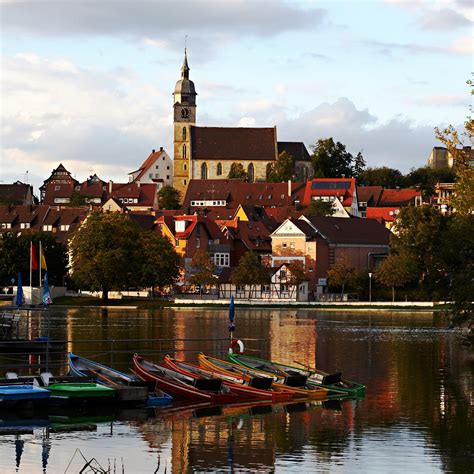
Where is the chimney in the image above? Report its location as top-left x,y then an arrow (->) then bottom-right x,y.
160,146 -> 163,152
396,186 -> 400,191
108,180 -> 113,194
287,179 -> 292,198
152,149 -> 155,154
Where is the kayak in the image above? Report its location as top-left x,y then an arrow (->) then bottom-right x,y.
198,353 -> 329,400
228,354 -> 366,397
162,355 -> 293,402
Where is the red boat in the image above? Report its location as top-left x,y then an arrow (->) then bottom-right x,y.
132,354 -> 237,404
163,355 -> 293,402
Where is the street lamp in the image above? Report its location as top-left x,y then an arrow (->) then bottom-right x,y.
368,272 -> 373,302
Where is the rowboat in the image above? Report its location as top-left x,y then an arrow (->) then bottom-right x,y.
228,354 -> 366,397
132,354 -> 237,404
68,353 -> 172,407
198,353 -> 329,399
0,384 -> 50,408
162,355 -> 293,402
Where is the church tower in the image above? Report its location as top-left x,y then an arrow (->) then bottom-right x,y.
173,49 -> 197,201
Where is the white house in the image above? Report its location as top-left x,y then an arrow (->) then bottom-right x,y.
128,148 -> 173,189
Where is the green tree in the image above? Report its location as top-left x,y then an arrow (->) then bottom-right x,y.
327,253 -> 356,296
303,200 -> 336,217
231,251 -> 269,298
310,138 -> 364,178
287,260 -> 309,300
358,166 -> 405,188
266,151 -> 294,182
405,166 -> 455,198
188,249 -> 216,298
228,163 -> 247,180
158,185 -> 181,210
70,211 -> 143,300
375,253 -> 417,302
68,191 -> 89,207
138,231 -> 180,296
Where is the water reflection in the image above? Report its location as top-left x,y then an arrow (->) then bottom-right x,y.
0,307 -> 472,472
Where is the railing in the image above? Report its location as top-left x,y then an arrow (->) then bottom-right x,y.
0,337 -> 267,374
314,293 -> 359,302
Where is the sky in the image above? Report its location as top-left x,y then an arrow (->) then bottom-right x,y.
1,0 -> 472,193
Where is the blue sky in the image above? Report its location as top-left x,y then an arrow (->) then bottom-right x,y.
1,0 -> 472,192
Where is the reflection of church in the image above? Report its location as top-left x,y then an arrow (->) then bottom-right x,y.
173,50 -> 313,199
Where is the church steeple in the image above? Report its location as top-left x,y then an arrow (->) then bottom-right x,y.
181,48 -> 189,79
173,49 -> 196,106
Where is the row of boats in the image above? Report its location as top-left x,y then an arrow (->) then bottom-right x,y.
0,352 -> 365,409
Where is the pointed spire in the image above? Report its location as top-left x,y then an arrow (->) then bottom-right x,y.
181,48 -> 189,79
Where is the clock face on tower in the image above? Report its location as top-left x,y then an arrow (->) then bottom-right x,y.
181,108 -> 190,119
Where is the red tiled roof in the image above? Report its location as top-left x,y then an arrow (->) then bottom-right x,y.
356,186 -> 383,206
191,126 -> 277,161
366,207 -> 400,222
227,220 -> 272,252
134,149 -> 165,181
0,183 -> 33,205
277,142 -> 311,162
302,178 -> 356,207
379,188 -> 421,207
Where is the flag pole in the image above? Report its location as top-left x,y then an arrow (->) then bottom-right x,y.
29,241 -> 33,305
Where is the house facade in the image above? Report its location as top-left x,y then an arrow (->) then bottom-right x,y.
128,147 -> 173,189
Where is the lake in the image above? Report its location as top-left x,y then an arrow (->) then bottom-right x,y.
0,307 -> 472,473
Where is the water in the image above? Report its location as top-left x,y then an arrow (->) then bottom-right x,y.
0,307 -> 472,473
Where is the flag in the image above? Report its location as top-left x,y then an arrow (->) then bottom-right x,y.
31,243 -> 38,271
42,272 -> 52,306
40,242 -> 47,271
15,272 -> 24,307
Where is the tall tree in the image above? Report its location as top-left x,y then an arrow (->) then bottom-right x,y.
70,211 -> 143,300
375,253 -> 417,302
358,166 -> 405,188
266,151 -> 294,182
327,253 -> 356,296
158,185 -> 181,210
287,260 -> 309,300
138,230 -> 180,296
310,138 -> 364,178
405,166 -> 455,198
188,249 -> 216,297
231,251 -> 269,298
228,163 -> 247,180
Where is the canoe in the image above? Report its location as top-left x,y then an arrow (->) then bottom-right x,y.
229,354 -> 366,397
162,355 -> 293,402
132,354 -> 237,404
68,353 -> 172,407
227,354 -> 366,396
0,384 -> 50,407
198,353 -> 329,399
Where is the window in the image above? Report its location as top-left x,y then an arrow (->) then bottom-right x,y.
359,201 -> 367,208
149,173 -> 153,179
184,164 -> 187,171
55,185 -> 60,191
183,127 -> 187,140
183,144 -> 187,159
290,242 -> 295,249
175,238 -> 179,247
201,162 -> 208,180
261,284 -> 270,293
43,225 -> 53,231
282,243 -> 287,248
20,223 -> 30,229
60,224 -> 70,232
167,166 -> 170,170
280,270 -> 287,280
196,238 -> 200,248
155,165 -> 159,169
280,284 -> 289,293
163,156 -> 165,161
216,162 -> 222,176
184,180 -> 187,185
166,175 -> 170,180
247,163 -> 254,182
213,253 -> 230,267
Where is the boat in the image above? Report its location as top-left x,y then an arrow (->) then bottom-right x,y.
228,354 -> 366,397
162,355 -> 293,402
132,354 -> 237,404
198,353 -> 329,399
68,353 -> 172,407
0,383 -> 50,408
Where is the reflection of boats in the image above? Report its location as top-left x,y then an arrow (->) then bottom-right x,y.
69,353 -> 172,406
228,354 -> 366,397
133,354 -> 237,404
0,384 -> 50,408
198,354 -> 329,399
163,356 -> 293,402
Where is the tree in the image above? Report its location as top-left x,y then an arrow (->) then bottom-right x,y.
375,253 -> 417,302
231,251 -> 269,298
358,166 -> 405,188
228,163 -> 247,180
68,191 -> 89,207
138,231 -> 180,296
266,151 -> 294,182
404,166 -> 455,198
310,138 -> 364,178
303,200 -> 336,217
158,185 -> 181,210
70,211 -> 143,300
188,249 -> 216,298
327,253 -> 356,296
287,260 -> 309,300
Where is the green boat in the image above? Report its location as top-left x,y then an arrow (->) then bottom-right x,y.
47,382 -> 115,403
228,354 -> 366,397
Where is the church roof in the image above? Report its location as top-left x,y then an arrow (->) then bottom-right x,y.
191,127 -> 277,161
277,142 -> 311,162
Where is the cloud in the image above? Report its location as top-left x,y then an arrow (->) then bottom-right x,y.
363,39 -> 445,56
420,8 -> 472,30
407,95 -> 466,107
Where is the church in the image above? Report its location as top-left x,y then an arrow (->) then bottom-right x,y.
172,51 -> 313,199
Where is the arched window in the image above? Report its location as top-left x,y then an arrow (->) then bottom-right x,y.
184,163 -> 187,171
216,162 -> 222,176
182,144 -> 187,159
201,162 -> 208,180
247,163 -> 255,183
182,127 -> 187,140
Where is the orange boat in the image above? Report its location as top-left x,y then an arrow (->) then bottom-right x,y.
163,355 -> 293,402
198,353 -> 329,400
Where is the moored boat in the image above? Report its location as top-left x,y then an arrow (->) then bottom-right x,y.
163,355 -> 293,402
0,384 -> 50,408
132,354 -> 237,404
198,353 -> 329,400
68,353 -> 172,407
228,354 -> 366,397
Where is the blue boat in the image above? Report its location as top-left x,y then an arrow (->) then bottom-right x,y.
0,384 -> 50,407
68,353 -> 172,407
